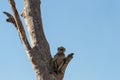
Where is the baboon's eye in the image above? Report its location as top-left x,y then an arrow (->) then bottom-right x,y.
60,49 -> 64,51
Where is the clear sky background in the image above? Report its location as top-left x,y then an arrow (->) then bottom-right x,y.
0,0 -> 120,80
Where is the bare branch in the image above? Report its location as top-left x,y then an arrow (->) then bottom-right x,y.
61,53 -> 74,73
5,0 -> 31,51
3,12 -> 17,29
22,0 -> 51,60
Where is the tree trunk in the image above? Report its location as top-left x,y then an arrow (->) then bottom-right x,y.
3,0 -> 73,80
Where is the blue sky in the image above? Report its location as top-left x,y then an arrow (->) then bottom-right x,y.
0,0 -> 120,80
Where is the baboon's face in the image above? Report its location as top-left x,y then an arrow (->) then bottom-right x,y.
58,47 -> 65,54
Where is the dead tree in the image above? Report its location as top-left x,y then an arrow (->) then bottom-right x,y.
3,0 -> 74,80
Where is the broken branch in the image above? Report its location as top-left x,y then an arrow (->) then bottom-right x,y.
4,0 -> 31,52
61,53 -> 74,73
3,12 -> 17,29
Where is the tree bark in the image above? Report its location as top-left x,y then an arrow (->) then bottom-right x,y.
4,0 -> 74,80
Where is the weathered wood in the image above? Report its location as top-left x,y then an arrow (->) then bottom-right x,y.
4,0 -> 31,52
3,12 -> 17,29
4,0 -> 74,80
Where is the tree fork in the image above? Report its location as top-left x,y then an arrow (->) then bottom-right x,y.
4,0 -> 74,80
